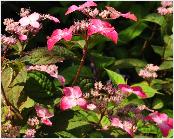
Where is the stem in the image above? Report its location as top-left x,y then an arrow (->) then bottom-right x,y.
141,25 -> 157,53
72,38 -> 88,85
1,83 -> 23,120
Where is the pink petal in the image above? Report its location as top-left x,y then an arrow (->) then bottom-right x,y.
35,104 -> 54,118
65,5 -> 79,15
59,96 -> 77,110
41,118 -> 52,126
87,19 -> 118,44
49,16 -> 60,23
121,12 -> 137,21
18,34 -> 27,41
72,86 -> 83,98
158,123 -> 172,137
29,12 -> 40,22
131,86 -> 147,99
111,117 -> 123,128
102,30 -> 118,44
80,1 -> 97,9
118,84 -> 133,93
63,87 -> 74,96
76,98 -> 87,109
62,28 -> 72,41
87,103 -> 97,110
19,17 -> 30,26
30,21 -> 40,28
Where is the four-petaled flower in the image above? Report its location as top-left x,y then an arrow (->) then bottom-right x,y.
118,84 -> 147,99
47,28 -> 72,51
19,12 -> 40,28
35,104 -> 54,126
60,86 -> 87,110
65,1 -> 97,15
145,111 -> 173,137
88,19 -> 118,43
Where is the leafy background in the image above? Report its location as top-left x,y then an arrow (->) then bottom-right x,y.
1,1 -> 173,138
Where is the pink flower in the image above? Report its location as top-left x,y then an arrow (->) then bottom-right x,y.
47,28 -> 72,51
18,34 -> 27,41
87,103 -> 96,110
88,19 -> 118,44
111,117 -> 137,137
161,1 -> 173,7
118,84 -> 147,99
60,86 -> 87,110
48,16 -> 60,23
145,111 -> 173,137
19,12 -> 40,28
121,12 -> 137,21
65,1 -> 97,15
35,104 -> 54,126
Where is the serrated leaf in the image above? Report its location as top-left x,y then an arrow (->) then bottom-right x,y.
118,22 -> 147,46
67,120 -> 89,130
132,81 -> 158,98
105,69 -> 126,85
113,58 -> 147,69
21,46 -> 75,65
2,62 -> 27,108
60,65 -> 93,85
24,71 -> 55,99
101,116 -> 111,128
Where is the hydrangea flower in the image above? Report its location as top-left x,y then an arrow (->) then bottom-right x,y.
35,104 -> 54,126
65,1 -> 97,15
60,86 -> 87,110
145,111 -> 173,137
111,117 -> 137,137
19,12 -> 40,28
88,19 -> 118,43
118,84 -> 147,99
47,28 -> 72,51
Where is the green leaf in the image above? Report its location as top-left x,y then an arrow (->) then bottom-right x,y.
67,120 -> 89,131
101,116 -> 111,128
143,13 -> 167,27
164,35 -> 173,58
24,71 -> 56,99
90,53 -> 115,68
2,62 -> 27,108
54,131 -> 76,138
167,130 -> 173,138
113,58 -> 147,69
159,61 -> 173,70
132,81 -> 158,98
139,124 -> 158,134
19,97 -> 35,112
21,46 -> 75,65
1,66 -> 13,90
143,13 -> 167,35
89,131 -> 103,138
60,65 -> 93,85
151,45 -> 163,56
118,22 -> 147,46
152,98 -> 164,109
105,69 -> 126,85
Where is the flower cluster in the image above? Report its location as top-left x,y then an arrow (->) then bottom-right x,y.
23,129 -> 36,138
35,104 -> 54,126
60,86 -> 87,110
139,64 -> 159,79
157,1 -> 173,15
1,35 -> 17,46
1,8 -> 59,46
47,1 -> 137,51
1,123 -> 20,138
26,64 -> 65,85
27,117 -> 40,127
